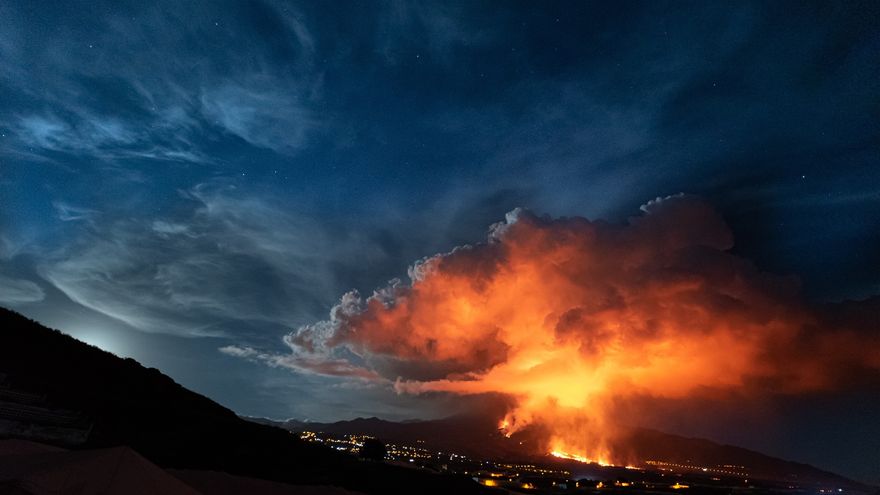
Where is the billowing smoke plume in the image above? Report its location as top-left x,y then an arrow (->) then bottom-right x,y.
277,195 -> 880,463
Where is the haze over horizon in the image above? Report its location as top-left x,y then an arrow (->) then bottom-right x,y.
1,0 -> 878,484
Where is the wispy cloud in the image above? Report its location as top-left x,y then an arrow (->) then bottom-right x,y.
200,80 -> 320,152
374,1 -> 496,64
0,275 -> 45,304
53,202 -> 98,222
219,344 -> 382,381
37,182 -> 391,337
1,0 -> 323,163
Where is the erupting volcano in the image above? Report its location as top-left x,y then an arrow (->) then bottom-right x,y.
247,195 -> 879,466
5,1 -> 879,490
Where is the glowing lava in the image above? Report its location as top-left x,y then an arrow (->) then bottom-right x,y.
550,450 -> 613,467
498,419 -> 512,438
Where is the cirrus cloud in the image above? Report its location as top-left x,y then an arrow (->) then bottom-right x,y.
0,275 -> 45,305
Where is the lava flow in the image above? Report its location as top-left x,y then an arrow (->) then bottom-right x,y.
549,450 -> 612,467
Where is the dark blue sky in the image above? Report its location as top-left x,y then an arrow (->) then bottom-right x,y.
1,0 -> 878,483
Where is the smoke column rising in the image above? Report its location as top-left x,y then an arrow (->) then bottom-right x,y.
281,195 -> 880,463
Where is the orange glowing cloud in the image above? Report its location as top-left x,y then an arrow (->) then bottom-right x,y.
281,195 -> 880,464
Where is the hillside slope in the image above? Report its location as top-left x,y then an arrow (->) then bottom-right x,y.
0,307 -> 491,495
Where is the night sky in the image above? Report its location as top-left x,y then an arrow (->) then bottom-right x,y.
1,0 -> 878,483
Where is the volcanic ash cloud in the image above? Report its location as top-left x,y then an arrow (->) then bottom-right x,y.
281,195 -> 880,463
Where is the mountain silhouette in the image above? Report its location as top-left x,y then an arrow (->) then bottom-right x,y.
0,307 -> 492,495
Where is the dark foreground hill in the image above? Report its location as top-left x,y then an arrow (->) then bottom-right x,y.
0,307 -> 493,495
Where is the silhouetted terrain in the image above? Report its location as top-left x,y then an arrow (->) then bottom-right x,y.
253,415 -> 874,492
0,307 -> 493,494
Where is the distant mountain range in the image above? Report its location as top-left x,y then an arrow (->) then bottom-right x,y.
0,307 -> 492,495
248,414 -> 874,492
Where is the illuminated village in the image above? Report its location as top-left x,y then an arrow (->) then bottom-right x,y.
294,429 -> 861,495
